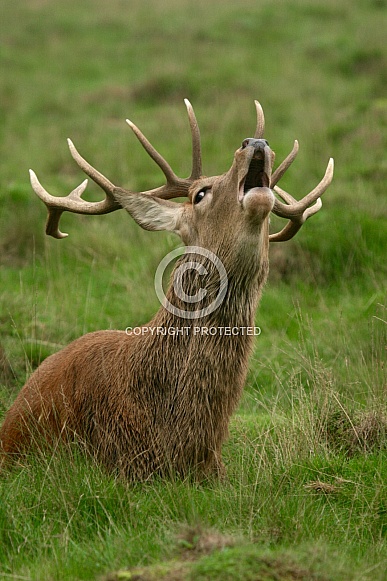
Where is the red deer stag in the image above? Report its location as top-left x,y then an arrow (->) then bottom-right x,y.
0,100 -> 333,480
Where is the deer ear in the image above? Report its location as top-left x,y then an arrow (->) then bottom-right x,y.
113,187 -> 185,233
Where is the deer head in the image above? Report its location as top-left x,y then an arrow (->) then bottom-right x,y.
29,100 -> 334,261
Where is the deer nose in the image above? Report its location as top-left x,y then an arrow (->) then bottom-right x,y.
241,138 -> 270,150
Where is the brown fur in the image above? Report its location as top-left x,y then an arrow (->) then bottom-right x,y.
1,138 -> 275,480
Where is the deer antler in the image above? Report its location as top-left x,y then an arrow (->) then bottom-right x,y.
30,98 -> 332,241
252,99 -> 333,242
254,100 -> 265,139
30,100 -> 202,239
269,157 -> 334,242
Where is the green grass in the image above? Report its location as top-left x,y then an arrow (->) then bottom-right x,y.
0,0 -> 386,578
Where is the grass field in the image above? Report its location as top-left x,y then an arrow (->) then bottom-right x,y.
0,0 -> 386,579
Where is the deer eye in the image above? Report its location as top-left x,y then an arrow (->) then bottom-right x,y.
194,188 -> 208,204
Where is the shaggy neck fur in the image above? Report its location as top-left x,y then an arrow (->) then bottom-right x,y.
134,223 -> 270,478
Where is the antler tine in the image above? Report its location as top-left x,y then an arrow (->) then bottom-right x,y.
272,158 -> 334,219
29,169 -> 120,239
273,185 -> 297,205
269,158 -> 334,242
126,118 -> 178,187
126,105 -> 199,200
29,140 -> 122,239
254,100 -> 265,139
269,198 -> 322,242
67,139 -> 116,199
184,99 -> 202,180
270,140 -> 299,188
29,169 -> 84,238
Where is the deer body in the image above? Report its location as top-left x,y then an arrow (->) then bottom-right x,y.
1,224 -> 269,479
0,101 -> 333,480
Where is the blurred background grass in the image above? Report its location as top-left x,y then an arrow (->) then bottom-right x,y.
0,0 -> 386,579
1,0 -> 385,389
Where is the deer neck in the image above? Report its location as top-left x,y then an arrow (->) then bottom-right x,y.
136,230 -> 270,463
151,229 -> 270,338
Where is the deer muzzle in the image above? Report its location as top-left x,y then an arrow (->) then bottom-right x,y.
241,139 -> 272,190
238,139 -> 274,217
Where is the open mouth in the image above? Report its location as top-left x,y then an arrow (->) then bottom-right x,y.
238,138 -> 273,204
243,151 -> 270,194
